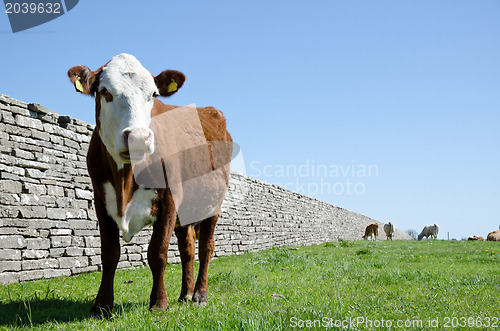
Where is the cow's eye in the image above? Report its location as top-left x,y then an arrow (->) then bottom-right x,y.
100,88 -> 113,102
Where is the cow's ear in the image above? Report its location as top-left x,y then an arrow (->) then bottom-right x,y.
154,70 -> 186,97
67,65 -> 100,96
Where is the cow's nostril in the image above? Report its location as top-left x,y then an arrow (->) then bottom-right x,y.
144,131 -> 153,146
122,130 -> 131,145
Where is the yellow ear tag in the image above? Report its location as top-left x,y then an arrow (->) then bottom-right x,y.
167,79 -> 177,93
75,76 -> 84,93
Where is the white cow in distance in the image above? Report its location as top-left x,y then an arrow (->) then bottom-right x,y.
383,222 -> 395,240
418,224 -> 439,241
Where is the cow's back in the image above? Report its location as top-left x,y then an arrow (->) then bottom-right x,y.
384,222 -> 394,234
152,100 -> 230,134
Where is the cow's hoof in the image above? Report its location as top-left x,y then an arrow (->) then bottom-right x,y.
149,299 -> 169,311
88,305 -> 113,319
192,291 -> 207,306
149,305 -> 169,312
178,294 -> 193,303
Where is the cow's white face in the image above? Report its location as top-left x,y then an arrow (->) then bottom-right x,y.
97,54 -> 158,168
68,53 -> 186,169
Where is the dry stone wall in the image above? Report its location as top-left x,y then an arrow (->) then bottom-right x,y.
0,94 -> 411,285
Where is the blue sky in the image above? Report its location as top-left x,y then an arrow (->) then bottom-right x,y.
1,0 -> 499,239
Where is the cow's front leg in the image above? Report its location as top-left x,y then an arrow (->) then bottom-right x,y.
192,215 -> 218,305
148,206 -> 176,311
174,224 -> 196,302
89,206 -> 120,318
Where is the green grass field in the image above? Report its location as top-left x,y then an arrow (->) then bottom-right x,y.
1,240 -> 499,330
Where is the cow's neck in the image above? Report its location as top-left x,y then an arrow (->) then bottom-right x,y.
100,136 -> 137,218
113,164 -> 136,218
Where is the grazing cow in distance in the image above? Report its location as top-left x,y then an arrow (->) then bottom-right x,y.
417,224 -> 439,241
383,222 -> 395,240
68,54 -> 233,317
362,223 -> 379,240
487,230 -> 500,241
468,235 -> 485,241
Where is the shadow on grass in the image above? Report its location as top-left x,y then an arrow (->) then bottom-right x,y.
0,298 -> 92,327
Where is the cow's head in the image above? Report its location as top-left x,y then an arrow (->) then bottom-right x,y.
68,53 -> 185,168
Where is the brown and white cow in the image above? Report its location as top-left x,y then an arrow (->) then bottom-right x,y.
487,230 -> 500,241
68,54 -> 232,317
383,222 -> 395,240
468,235 -> 485,241
362,223 -> 379,240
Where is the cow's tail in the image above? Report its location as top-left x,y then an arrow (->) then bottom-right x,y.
194,223 -> 201,240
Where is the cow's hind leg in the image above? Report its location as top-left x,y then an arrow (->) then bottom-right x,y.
148,208 -> 176,311
192,215 -> 218,305
89,210 -> 120,318
175,224 -> 196,302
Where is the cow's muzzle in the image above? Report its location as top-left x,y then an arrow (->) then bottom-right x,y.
120,128 -> 154,162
